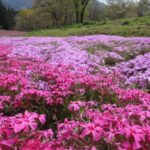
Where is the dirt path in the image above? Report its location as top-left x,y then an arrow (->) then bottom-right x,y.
0,30 -> 26,37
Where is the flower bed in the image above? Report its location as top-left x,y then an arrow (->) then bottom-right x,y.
0,35 -> 150,149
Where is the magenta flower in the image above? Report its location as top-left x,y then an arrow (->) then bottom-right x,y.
0,139 -> 16,147
0,35 -> 150,149
68,101 -> 86,112
81,123 -> 104,141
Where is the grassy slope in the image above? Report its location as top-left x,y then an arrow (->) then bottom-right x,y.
27,16 -> 150,37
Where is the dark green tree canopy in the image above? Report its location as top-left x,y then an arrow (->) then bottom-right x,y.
0,0 -> 15,29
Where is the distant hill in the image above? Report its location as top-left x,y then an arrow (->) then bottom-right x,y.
2,0 -> 34,10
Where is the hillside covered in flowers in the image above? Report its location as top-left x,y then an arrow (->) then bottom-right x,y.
0,35 -> 150,150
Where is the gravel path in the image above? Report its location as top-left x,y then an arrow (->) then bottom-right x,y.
0,30 -> 26,37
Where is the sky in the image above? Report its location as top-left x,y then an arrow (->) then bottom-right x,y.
98,0 -> 106,3
98,0 -> 139,4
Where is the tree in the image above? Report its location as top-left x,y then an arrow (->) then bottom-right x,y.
104,0 -> 129,20
86,0 -> 105,21
0,0 -> 6,29
73,0 -> 90,23
35,0 -> 74,27
0,0 -> 15,29
137,0 -> 150,16
125,1 -> 139,17
16,8 -> 52,31
6,7 -> 16,29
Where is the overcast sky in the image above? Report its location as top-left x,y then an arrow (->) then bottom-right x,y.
98,0 -> 106,3
98,0 -> 139,4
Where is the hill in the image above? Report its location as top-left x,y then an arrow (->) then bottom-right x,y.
27,16 -> 150,37
2,0 -> 34,10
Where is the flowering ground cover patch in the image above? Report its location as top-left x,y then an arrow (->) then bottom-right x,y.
0,35 -> 150,149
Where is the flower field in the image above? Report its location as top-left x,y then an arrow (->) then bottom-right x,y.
0,35 -> 150,150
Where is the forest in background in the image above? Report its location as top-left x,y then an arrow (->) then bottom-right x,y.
0,0 -> 150,31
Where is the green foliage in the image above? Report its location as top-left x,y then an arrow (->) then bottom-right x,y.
121,20 -> 130,26
15,0 -> 105,31
27,16 -> 150,37
137,0 -> 150,17
15,9 -> 44,31
0,0 -> 15,29
86,43 -> 112,54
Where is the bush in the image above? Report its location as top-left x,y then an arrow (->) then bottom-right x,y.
121,20 -> 130,26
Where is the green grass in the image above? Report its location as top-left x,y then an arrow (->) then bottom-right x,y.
27,16 -> 150,37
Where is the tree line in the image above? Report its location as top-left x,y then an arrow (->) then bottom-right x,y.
15,0 -> 93,30
0,0 -> 15,29
0,0 -> 150,31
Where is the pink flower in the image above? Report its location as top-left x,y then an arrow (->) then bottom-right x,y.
121,126 -> 143,141
81,123 -> 104,141
37,129 -> 54,140
0,139 -> 16,147
12,111 -> 45,133
22,140 -> 44,150
68,101 -> 86,112
39,115 -> 46,125
91,146 -> 97,150
119,125 -> 144,149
